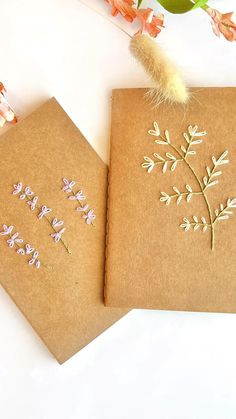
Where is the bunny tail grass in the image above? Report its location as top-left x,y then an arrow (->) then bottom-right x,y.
130,34 -> 189,106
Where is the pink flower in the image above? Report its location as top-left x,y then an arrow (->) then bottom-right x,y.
207,8 -> 236,42
104,1 -> 164,38
135,9 -> 164,38
105,0 -> 136,22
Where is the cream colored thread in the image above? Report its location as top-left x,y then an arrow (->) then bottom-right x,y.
142,122 -> 236,251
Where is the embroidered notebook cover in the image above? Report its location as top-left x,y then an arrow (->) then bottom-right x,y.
105,88 -> 236,312
0,98 -> 127,363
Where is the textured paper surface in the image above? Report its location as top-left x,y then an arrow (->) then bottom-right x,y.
0,98 -> 127,363
105,88 -> 236,312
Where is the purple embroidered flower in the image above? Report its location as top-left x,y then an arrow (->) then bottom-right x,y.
83,209 -> 96,225
76,204 -> 89,212
27,196 -> 38,211
69,190 -> 86,201
17,248 -> 25,255
38,205 -> 52,220
25,244 -> 34,254
52,218 -> 64,228
62,178 -> 76,193
29,251 -> 40,269
0,224 -> 14,236
12,182 -> 23,195
19,186 -> 34,200
51,227 -> 66,243
7,232 -> 23,248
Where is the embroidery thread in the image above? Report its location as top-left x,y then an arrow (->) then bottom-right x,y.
142,123 -> 236,251
62,178 -> 96,226
12,182 -> 71,254
0,224 -> 41,268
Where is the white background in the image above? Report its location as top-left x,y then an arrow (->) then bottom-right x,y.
1,1 -> 236,418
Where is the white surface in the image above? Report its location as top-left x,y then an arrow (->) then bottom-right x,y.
1,1 -> 236,418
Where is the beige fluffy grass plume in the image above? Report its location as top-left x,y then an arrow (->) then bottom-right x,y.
130,34 -> 189,106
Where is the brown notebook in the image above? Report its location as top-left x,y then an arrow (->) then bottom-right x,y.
105,87 -> 236,312
0,98 -> 127,364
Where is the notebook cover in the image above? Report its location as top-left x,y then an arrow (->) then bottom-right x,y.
105,87 -> 236,312
0,98 -> 127,363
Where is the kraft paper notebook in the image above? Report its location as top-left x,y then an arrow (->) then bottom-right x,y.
105,87 -> 236,312
0,98 -> 127,364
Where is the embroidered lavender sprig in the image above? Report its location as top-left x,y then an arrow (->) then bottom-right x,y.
62,178 -> 96,226
12,182 -> 71,254
0,224 -> 41,269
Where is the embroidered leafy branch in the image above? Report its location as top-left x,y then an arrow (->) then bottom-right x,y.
0,224 -> 41,268
160,185 -> 202,205
12,182 -> 71,254
62,178 -> 96,226
142,122 -> 236,250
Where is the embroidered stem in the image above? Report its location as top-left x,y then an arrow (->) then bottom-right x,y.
13,186 -> 71,254
168,141 -> 215,250
70,189 -> 95,228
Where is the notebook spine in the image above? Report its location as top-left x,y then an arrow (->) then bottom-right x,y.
104,95 -> 114,305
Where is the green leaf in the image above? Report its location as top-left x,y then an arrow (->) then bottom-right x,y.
156,0 -> 208,14
192,0 -> 208,9
137,0 -> 143,8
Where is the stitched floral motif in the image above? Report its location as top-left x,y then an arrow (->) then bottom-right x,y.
0,224 -> 41,268
12,182 -> 70,254
142,122 -> 236,250
62,178 -> 96,226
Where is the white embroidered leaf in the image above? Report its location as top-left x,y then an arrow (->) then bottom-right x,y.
148,122 -> 160,136
147,165 -> 154,174
205,180 -> 219,189
187,150 -> 196,156
228,198 -> 236,208
173,186 -> 180,194
166,153 -> 176,161
218,215 -> 229,221
216,150 -> 228,166
194,224 -> 200,231
215,209 -> 219,216
212,156 -> 216,165
162,161 -> 168,173
201,217 -> 207,224
203,176 -> 208,186
186,184 -> 192,193
177,195 -> 182,205
203,225 -> 208,233
187,194 -> 192,203
181,145 -> 186,153
206,166 -> 211,177
211,171 -> 222,178
155,140 -> 168,145
195,132 -> 207,137
153,153 -> 164,161
188,125 -> 198,136
160,191 -> 168,197
160,197 -> 169,202
171,161 -> 178,172
220,203 -> 224,211
165,130 -> 170,143
183,218 -> 189,223
183,133 -> 189,143
191,140 -> 202,145
193,216 -> 198,223
166,198 -> 171,206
